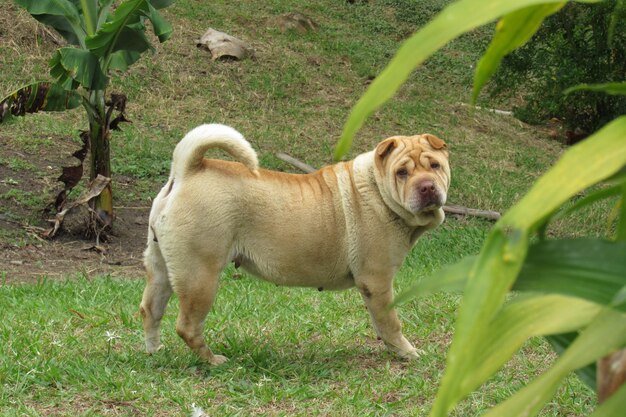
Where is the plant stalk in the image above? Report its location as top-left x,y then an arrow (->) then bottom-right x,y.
87,89 -> 113,230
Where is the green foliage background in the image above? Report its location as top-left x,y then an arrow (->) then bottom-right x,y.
490,0 -> 626,133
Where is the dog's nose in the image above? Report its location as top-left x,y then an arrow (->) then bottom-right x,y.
418,180 -> 436,195
415,180 -> 442,210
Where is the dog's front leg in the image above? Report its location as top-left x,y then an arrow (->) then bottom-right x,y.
357,277 -> 419,360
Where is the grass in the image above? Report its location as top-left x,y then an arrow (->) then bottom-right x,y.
0,230 -> 593,416
0,0 -> 608,415
0,219 -> 596,416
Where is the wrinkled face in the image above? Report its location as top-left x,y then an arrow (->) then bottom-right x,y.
374,134 -> 450,220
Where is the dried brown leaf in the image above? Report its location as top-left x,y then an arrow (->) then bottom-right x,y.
44,175 -> 111,238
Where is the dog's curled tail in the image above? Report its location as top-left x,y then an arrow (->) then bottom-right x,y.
172,124 -> 259,180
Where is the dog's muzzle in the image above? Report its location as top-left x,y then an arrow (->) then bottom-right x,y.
411,179 -> 444,212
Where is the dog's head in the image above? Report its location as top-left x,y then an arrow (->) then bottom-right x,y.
373,134 -> 450,226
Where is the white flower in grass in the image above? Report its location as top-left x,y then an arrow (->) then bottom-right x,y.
191,403 -> 207,417
105,330 -> 121,342
104,330 -> 122,358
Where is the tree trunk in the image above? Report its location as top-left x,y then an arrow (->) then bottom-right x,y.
88,90 -> 113,232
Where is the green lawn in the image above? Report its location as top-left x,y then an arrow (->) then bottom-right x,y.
0,220 -> 595,416
0,0 -> 601,415
0,228 -> 593,416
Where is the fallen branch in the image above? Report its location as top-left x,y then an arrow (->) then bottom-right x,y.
276,153 -> 317,173
276,152 -> 501,221
441,204 -> 501,221
457,102 -> 513,116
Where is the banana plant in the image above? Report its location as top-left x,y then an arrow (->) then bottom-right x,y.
335,0 -> 625,415
1,0 -> 174,235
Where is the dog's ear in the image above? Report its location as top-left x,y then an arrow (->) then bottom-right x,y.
376,138 -> 397,159
422,134 -> 447,150
375,138 -> 398,172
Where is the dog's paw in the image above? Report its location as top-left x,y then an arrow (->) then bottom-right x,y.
385,341 -> 423,360
398,347 -> 423,360
146,344 -> 165,355
209,354 -> 229,366
146,343 -> 164,354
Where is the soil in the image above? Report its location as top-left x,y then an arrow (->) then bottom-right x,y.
0,208 -> 148,284
0,128 -> 150,284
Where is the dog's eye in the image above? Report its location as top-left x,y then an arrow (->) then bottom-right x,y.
396,168 -> 408,178
430,162 -> 440,170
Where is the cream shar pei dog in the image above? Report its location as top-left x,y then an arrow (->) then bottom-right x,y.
141,124 -> 450,365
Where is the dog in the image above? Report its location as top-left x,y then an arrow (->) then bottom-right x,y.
141,124 -> 450,365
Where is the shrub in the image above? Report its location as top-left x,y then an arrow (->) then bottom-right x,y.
490,1 -> 626,135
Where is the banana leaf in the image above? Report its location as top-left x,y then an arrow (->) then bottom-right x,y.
86,0 -> 172,62
0,82 -> 81,122
49,47 -> 107,90
15,0 -> 86,47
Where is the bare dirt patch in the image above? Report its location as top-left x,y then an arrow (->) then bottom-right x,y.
1,206 -> 148,283
0,123 -> 148,284
0,128 -> 158,284
0,117 -> 149,284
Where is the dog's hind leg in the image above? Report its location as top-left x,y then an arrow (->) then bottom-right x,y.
140,238 -> 173,354
173,262 -> 227,366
